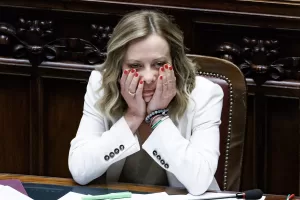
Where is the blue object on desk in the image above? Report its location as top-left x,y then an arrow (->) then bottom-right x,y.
23,183 -> 145,200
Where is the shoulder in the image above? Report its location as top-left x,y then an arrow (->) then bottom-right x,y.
84,70 -> 104,108
88,70 -> 103,90
86,70 -> 103,97
190,76 -> 224,110
191,76 -> 224,97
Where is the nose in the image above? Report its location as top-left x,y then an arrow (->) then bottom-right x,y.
141,67 -> 157,84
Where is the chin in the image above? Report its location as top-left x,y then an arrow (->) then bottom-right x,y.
143,96 -> 152,103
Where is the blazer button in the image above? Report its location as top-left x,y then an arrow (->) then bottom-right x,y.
109,152 -> 115,158
164,163 -> 169,169
114,148 -> 119,154
153,150 -> 157,156
120,145 -> 125,151
160,159 -> 165,165
104,155 -> 110,161
157,155 -> 161,160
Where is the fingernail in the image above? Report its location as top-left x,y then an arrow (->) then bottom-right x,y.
135,72 -> 139,77
169,66 -> 173,70
164,64 -> 169,69
131,69 -> 135,73
124,70 -> 128,74
160,75 -> 163,80
139,80 -> 144,84
160,67 -> 164,72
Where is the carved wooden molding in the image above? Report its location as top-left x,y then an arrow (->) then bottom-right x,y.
0,19 -> 109,67
18,18 -> 54,43
216,38 -> 300,85
91,24 -> 112,51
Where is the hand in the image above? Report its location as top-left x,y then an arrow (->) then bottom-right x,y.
146,64 -> 176,114
120,69 -> 146,120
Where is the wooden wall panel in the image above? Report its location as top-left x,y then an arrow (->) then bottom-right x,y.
241,92 -> 300,195
247,80 -> 300,195
266,97 -> 299,194
42,77 -> 88,177
0,74 -> 30,174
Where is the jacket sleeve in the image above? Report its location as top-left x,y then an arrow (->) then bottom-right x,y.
68,70 -> 140,185
142,81 -> 223,195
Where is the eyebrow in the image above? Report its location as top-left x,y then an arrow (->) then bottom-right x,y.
125,57 -> 168,63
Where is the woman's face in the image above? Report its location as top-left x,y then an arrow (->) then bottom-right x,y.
122,34 -> 172,103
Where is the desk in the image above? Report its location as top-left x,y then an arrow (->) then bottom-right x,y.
0,173 -> 297,200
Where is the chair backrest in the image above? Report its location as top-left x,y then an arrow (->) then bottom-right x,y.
187,54 -> 247,192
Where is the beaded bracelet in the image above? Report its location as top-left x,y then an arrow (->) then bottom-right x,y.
145,108 -> 168,123
151,116 -> 170,129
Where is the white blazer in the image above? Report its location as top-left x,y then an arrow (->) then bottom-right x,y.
68,70 -> 224,195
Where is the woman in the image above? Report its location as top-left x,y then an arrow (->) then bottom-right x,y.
68,10 -> 224,195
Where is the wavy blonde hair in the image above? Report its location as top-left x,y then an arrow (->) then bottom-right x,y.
97,10 -> 196,122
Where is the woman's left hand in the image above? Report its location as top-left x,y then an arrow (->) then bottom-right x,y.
146,64 -> 176,114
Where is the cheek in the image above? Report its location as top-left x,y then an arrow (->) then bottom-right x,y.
122,65 -> 130,72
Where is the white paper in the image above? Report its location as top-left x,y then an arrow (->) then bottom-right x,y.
0,185 -> 33,200
58,192 -> 169,200
57,191 -> 88,200
57,191 -> 267,200
131,192 -> 170,199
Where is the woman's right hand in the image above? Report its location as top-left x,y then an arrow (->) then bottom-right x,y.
120,69 -> 146,131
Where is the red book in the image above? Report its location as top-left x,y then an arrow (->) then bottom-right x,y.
0,179 -> 28,196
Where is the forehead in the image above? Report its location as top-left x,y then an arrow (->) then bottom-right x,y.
124,34 -> 170,61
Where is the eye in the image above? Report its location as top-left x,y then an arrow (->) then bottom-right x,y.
154,61 -> 166,68
128,63 -> 142,69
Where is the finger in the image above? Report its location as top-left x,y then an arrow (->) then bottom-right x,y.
120,69 -> 129,92
168,65 -> 176,90
128,72 -> 139,94
125,69 -> 136,90
155,75 -> 163,96
162,74 -> 168,95
164,64 -> 172,91
136,78 -> 144,98
161,65 -> 168,95
154,67 -> 165,96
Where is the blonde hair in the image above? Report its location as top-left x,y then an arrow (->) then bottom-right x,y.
97,10 -> 196,122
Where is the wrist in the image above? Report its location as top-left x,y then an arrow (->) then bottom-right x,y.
126,109 -> 144,121
151,115 -> 170,129
150,115 -> 164,127
145,108 -> 169,124
124,111 -> 144,134
147,108 -> 166,115
125,111 -> 144,123
146,108 -> 152,115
